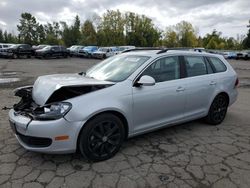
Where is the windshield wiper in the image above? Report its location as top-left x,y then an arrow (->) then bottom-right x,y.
78,72 -> 85,76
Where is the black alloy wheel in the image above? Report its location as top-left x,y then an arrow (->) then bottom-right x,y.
205,94 -> 228,125
79,113 -> 125,161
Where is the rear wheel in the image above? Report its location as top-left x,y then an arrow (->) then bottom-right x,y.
205,94 -> 228,125
78,113 -> 125,161
43,54 -> 49,59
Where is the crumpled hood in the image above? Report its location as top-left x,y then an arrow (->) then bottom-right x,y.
32,73 -> 114,105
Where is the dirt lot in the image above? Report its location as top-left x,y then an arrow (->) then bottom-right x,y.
0,57 -> 250,188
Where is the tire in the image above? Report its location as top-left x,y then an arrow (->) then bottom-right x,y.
205,94 -> 228,125
43,54 -> 48,59
78,113 -> 125,161
12,53 -> 18,59
103,54 -> 106,59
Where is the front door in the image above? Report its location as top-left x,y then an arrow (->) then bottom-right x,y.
132,56 -> 186,133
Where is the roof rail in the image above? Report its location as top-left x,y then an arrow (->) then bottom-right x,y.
121,47 -> 206,54
122,47 -> 163,53
156,47 -> 205,54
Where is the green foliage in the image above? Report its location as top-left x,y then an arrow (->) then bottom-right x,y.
0,29 -> 18,43
243,20 -> 250,49
98,10 -> 125,46
1,11 -> 247,50
17,12 -> 39,45
162,21 -> 198,47
124,12 -> 161,47
81,20 -> 97,45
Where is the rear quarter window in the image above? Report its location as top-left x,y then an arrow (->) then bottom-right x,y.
208,57 -> 227,72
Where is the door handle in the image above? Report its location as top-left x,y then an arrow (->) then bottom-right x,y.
210,81 -> 217,85
176,87 -> 185,92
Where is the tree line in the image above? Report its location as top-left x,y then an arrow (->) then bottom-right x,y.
0,10 -> 250,50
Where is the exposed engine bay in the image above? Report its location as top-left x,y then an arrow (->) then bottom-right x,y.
13,84 -> 111,120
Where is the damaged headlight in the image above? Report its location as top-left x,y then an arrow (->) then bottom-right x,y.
33,102 -> 72,120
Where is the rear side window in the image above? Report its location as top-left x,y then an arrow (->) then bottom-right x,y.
208,57 -> 227,72
184,56 -> 207,77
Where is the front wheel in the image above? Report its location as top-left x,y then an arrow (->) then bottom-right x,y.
78,113 -> 125,161
205,94 -> 228,125
12,53 -> 18,59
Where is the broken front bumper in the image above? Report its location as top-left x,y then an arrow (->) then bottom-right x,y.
9,109 -> 84,154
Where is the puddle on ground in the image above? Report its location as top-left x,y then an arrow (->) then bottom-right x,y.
0,71 -> 22,84
0,78 -> 20,84
0,72 -> 17,76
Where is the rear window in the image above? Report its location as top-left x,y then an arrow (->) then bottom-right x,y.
208,57 -> 227,72
185,56 -> 207,77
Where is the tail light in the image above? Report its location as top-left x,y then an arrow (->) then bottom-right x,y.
234,77 -> 239,88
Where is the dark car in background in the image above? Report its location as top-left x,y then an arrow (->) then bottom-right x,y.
6,44 -> 33,59
35,45 -> 69,59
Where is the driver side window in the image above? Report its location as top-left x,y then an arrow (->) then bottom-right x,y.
142,56 -> 180,83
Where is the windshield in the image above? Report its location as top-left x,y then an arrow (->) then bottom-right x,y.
98,48 -> 108,52
85,55 -> 150,82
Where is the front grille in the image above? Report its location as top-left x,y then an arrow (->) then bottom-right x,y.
17,132 -> 52,148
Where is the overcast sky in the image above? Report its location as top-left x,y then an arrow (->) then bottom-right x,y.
0,0 -> 249,38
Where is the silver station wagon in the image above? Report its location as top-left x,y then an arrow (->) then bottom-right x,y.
9,49 -> 238,161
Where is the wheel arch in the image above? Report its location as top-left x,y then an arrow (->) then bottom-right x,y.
76,110 -> 129,151
217,91 -> 230,105
207,91 -> 230,115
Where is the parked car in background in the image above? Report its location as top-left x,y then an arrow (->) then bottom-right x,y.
78,46 -> 98,58
69,45 -> 84,57
236,51 -> 250,60
6,44 -> 33,59
0,43 -> 13,49
32,45 -> 48,51
223,52 -> 237,59
35,45 -> 69,59
67,45 -> 79,51
0,43 -> 14,57
92,47 -> 118,59
32,45 -> 48,56
9,49 -> 238,161
75,46 -> 85,57
117,46 -> 135,53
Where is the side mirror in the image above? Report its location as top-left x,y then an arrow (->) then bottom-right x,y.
136,75 -> 155,86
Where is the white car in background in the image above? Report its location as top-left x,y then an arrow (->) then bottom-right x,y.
92,47 -> 118,59
0,43 -> 14,57
117,46 -> 136,53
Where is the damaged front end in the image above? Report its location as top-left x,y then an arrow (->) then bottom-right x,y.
13,84 -> 111,120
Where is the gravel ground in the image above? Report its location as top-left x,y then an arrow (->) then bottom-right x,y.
0,57 -> 250,188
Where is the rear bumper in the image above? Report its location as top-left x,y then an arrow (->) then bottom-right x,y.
9,109 -> 84,154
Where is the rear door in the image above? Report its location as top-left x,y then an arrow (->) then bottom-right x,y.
132,56 -> 186,133
182,55 -> 216,119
